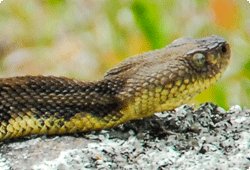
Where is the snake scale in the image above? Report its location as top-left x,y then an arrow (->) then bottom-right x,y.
0,35 -> 230,141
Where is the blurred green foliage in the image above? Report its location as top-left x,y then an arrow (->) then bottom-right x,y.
131,0 -> 166,49
0,0 -> 249,110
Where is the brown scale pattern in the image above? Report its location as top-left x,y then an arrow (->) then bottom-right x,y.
0,35 -> 231,141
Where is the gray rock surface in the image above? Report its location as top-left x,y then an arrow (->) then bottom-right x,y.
0,103 -> 250,170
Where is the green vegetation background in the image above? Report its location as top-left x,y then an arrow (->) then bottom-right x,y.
0,0 -> 249,110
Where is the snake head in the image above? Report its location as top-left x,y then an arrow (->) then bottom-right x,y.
187,35 -> 230,77
172,35 -> 230,78
105,35 -> 231,107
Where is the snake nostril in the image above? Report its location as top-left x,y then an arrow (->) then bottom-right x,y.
221,44 -> 227,53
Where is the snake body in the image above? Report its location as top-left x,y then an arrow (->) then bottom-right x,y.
0,35 -> 230,141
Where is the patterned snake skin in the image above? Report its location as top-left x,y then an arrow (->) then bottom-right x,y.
0,35 -> 230,141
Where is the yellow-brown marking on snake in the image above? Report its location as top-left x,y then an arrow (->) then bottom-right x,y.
0,35 -> 230,141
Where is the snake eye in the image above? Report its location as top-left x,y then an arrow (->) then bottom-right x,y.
193,53 -> 205,67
